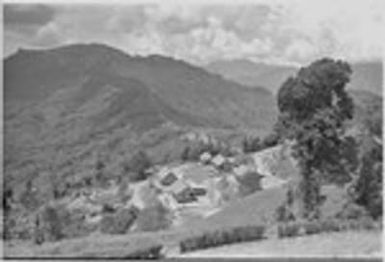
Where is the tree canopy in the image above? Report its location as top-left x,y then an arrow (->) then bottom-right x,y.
276,58 -> 356,219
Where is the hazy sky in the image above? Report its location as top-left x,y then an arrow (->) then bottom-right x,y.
3,0 -> 383,65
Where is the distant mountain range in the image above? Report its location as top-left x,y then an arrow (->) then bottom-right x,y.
206,59 -> 383,95
4,44 -> 277,186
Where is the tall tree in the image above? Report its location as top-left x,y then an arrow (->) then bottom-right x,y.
276,58 -> 356,219
125,150 -> 152,182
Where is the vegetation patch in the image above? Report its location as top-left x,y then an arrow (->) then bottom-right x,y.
277,222 -> 301,238
135,204 -> 171,232
180,225 -> 266,253
99,207 -> 138,234
124,245 -> 164,259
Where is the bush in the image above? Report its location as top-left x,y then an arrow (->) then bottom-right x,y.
180,225 -> 265,253
275,204 -> 295,223
341,217 -> 377,231
124,245 -> 164,259
100,208 -> 137,234
102,204 -> 116,213
353,142 -> 382,219
123,151 -> 152,182
302,221 -> 322,235
34,204 -> 68,243
277,223 -> 301,238
319,219 -> 341,232
336,202 -> 369,220
136,204 -> 171,232
237,171 -> 262,197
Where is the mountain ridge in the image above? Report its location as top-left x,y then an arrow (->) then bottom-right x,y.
206,59 -> 383,95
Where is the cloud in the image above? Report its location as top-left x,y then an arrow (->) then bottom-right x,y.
277,0 -> 383,63
3,1 -> 383,65
4,4 -> 55,27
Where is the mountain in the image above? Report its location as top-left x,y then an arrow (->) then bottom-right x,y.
206,59 -> 297,94
4,43 -> 277,189
349,61 -> 383,96
206,59 -> 383,95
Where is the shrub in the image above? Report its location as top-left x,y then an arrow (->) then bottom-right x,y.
125,245 -> 164,259
277,223 -> 301,238
123,151 -> 152,182
100,208 -> 137,234
180,225 -> 265,253
237,171 -> 262,197
353,141 -> 382,219
34,204 -> 68,243
302,221 -> 322,235
342,217 -> 377,231
275,204 -> 295,223
242,136 -> 263,153
102,204 -> 116,213
136,204 -> 171,232
319,219 -> 341,232
117,178 -> 132,204
336,202 -> 369,220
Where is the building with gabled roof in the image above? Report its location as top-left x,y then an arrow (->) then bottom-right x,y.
160,172 -> 178,186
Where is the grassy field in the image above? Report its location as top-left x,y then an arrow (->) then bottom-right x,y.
176,230 -> 382,258
185,185 -> 288,231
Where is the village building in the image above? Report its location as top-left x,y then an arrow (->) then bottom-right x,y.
199,152 -> 212,164
160,172 -> 178,186
214,174 -> 239,203
211,154 -> 226,168
180,163 -> 217,186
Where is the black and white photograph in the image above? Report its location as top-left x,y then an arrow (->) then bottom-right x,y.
1,0 -> 383,259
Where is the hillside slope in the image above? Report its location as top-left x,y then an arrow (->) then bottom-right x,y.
4,43 -> 277,194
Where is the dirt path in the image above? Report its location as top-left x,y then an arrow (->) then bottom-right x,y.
175,231 -> 382,258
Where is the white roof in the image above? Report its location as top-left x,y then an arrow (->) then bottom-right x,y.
212,154 -> 226,166
200,152 -> 212,161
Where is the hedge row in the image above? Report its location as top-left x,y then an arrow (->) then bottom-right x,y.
124,245 -> 164,259
180,225 -> 266,253
178,218 -> 378,254
102,218 -> 379,258
277,222 -> 301,238
277,218 -> 378,239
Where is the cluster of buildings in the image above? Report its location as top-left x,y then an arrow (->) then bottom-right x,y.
60,141 -> 298,229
